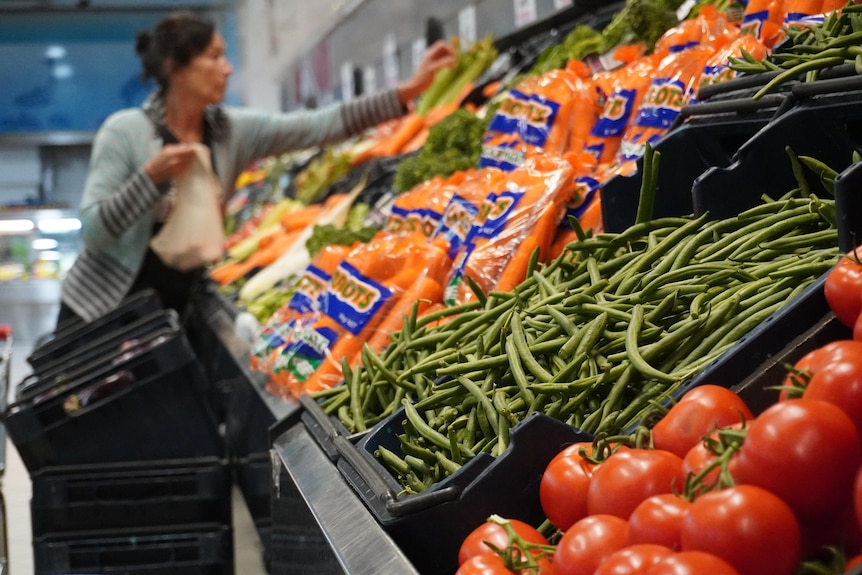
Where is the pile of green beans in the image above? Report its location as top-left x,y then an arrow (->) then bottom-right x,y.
729,4 -> 862,99
314,195 -> 840,494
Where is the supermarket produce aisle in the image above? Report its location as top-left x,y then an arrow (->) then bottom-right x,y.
1,295 -> 268,575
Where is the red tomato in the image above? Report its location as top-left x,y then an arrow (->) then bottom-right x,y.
456,554 -> 516,575
541,447 -> 594,531
594,544 -> 674,575
681,422 -> 743,491
804,358 -> 862,438
626,494 -> 692,551
459,519 -> 550,565
855,311 -> 862,342
857,466 -> 862,534
825,253 -> 862,328
553,515 -> 629,575
847,554 -> 862,573
587,449 -> 686,519
645,551 -> 742,575
681,485 -> 800,575
780,341 -> 862,400
734,399 -> 862,527
651,385 -> 753,458
547,442 -> 597,468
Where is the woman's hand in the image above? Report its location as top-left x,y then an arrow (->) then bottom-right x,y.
397,40 -> 457,105
144,143 -> 198,187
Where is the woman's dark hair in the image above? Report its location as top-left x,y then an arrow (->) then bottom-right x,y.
135,11 -> 215,92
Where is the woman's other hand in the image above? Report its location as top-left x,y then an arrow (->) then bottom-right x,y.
397,40 -> 457,105
144,143 -> 198,186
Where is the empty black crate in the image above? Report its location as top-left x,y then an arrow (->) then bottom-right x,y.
31,457 -> 230,535
601,85 -> 793,233
5,327 -> 224,472
33,523 -> 233,575
692,78 -> 862,221
28,289 -> 162,371
235,454 -> 271,525
19,310 -> 179,397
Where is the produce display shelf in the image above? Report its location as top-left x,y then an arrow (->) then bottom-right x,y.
269,421 -> 421,575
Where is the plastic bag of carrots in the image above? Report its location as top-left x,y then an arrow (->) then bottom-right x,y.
583,53 -> 658,165
479,68 -> 584,171
697,34 -> 769,94
385,170 -> 466,237
740,0 -> 788,48
445,154 -> 575,305
432,167 -> 507,261
271,231 -> 449,397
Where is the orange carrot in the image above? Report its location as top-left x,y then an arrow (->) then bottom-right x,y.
210,230 -> 302,285
401,126 -> 430,154
549,228 -> 579,261
280,204 -> 324,231
374,113 -> 427,157
496,235 -> 540,293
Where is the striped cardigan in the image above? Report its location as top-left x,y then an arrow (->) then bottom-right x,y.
62,89 -> 406,322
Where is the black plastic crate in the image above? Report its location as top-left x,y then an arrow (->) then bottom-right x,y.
692,75 -> 862,221
730,312 -> 851,416
235,453 -> 271,526
19,310 -> 180,398
336,411 -> 590,575
33,523 -> 233,575
31,457 -> 231,536
833,160 -> 862,253
28,289 -> 162,371
601,83 -> 794,233
5,327 -> 224,472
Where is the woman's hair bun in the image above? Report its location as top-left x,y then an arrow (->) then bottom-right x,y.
134,30 -> 152,58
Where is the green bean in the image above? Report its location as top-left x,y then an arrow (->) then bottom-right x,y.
376,446 -> 410,476
510,313 -> 552,385
505,335 -> 540,404
753,56 -> 846,99
626,305 -> 679,384
457,375 -> 500,436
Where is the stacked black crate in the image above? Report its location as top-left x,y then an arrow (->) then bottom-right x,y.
4,290 -> 233,575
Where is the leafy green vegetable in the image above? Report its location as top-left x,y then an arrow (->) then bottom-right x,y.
598,0 -> 681,55
530,25 -> 604,75
306,224 -> 379,257
294,149 -> 353,205
393,108 -> 491,192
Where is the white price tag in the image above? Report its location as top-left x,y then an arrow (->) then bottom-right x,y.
553,0 -> 573,9
383,33 -> 399,89
340,61 -> 354,101
363,66 -> 377,94
514,0 -> 538,28
412,38 -> 427,73
459,5 -> 477,44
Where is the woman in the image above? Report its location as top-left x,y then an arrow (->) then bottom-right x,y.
57,10 -> 455,328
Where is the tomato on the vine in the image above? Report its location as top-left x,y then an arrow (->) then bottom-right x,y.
587,449 -> 685,519
652,385 -> 753,459
593,544 -> 674,575
803,357 -> 862,438
680,485 -> 801,575
626,494 -> 692,551
734,399 -> 862,527
458,518 -> 549,565
553,514 -> 629,575
644,551 -> 742,575
456,554 -> 516,575
825,252 -> 862,328
855,466 -> 862,534
540,446 -> 594,531
780,341 -> 862,400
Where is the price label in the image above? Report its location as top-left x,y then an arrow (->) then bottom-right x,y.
459,5 -> 477,44
412,37 -> 427,73
514,0 -> 538,28
553,0 -> 573,9
363,66 -> 377,94
340,61 -> 354,101
383,33 -> 399,89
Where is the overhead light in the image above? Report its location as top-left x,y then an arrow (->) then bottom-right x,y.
0,219 -> 35,234
45,45 -> 67,60
37,218 -> 81,234
38,251 -> 63,262
53,64 -> 74,80
32,238 -> 59,250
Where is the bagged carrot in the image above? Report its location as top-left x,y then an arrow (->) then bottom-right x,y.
479,68 -> 582,170
697,34 -> 769,93
252,243 -> 352,394
740,0 -> 787,47
615,42 -> 718,164
583,55 -> 658,165
446,154 -> 574,304
386,171 -> 465,237
276,232 -> 437,396
781,0 -> 826,31
564,60 -> 600,156
432,167 -> 507,260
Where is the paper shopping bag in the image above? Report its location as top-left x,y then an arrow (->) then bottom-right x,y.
150,143 -> 225,271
